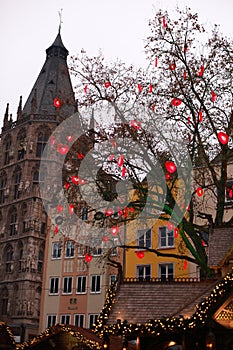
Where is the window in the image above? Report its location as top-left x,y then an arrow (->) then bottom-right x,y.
37,250 -> 43,272
136,265 -> 151,281
0,176 -> 7,204
90,275 -> 101,293
110,275 -> 117,285
92,246 -> 102,256
78,244 -> 88,257
52,242 -> 62,259
4,138 -> 11,165
19,248 -> 23,272
88,314 -> 99,328
60,314 -> 70,325
6,248 -> 13,273
111,238 -> 118,256
75,314 -> 85,328
81,207 -> 88,221
49,277 -> 59,295
137,229 -> 152,248
158,227 -> 174,248
9,209 -> 17,236
63,277 -> 73,294
1,288 -> 8,315
76,276 -> 87,294
33,171 -> 39,185
14,172 -> 22,199
65,241 -> 75,258
47,315 -> 57,328
226,180 -> 233,203
36,132 -> 49,157
159,263 -> 174,281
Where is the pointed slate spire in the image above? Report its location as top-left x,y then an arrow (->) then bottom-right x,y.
17,96 -> 22,120
3,103 -> 9,126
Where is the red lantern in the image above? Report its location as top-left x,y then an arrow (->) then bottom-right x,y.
174,228 -> 178,238
85,253 -> 92,263
130,120 -> 141,130
69,204 -> 74,215
148,84 -> 153,93
66,135 -> 74,142
64,182 -> 70,190
72,176 -> 79,185
54,98 -> 62,108
136,251 -> 144,259
196,187 -> 204,197
79,178 -> 87,185
57,144 -> 69,155
165,173 -> 170,180
155,57 -> 158,67
198,65 -> 204,77
211,91 -> 217,102
184,70 -> 187,79
51,135 -> 55,146
84,85 -> 88,93
151,105 -> 155,111
117,155 -> 124,167
121,167 -> 126,177
198,111 -> 203,122
171,98 -> 182,106
217,132 -> 229,145
128,207 -> 135,213
165,160 -> 177,174
111,226 -> 119,236
54,225 -> 59,234
138,84 -> 142,92
169,63 -> 176,70
183,260 -> 188,270
162,17 -> 167,28
123,207 -> 128,218
188,116 -> 191,124
77,153 -> 84,159
102,235 -> 109,242
104,81 -> 111,88
167,222 -> 174,230
56,205 -> 64,213
105,208 -> 114,217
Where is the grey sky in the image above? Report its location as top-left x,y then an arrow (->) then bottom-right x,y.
0,0 -> 232,122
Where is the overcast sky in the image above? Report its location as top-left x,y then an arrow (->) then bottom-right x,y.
0,0 -> 232,123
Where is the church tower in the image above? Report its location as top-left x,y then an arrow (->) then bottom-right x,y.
0,32 -> 76,341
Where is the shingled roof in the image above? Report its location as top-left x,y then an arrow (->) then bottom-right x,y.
208,227 -> 233,267
107,279 -> 219,324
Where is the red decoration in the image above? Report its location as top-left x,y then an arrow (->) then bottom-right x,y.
84,85 -> 88,93
64,182 -> 70,190
111,140 -> 116,148
117,155 -> 124,167
198,65 -> 204,77
183,260 -> 188,270
184,71 -> 187,79
104,81 -> 111,88
130,120 -> 141,130
162,17 -> 167,28
51,135 -> 55,146
165,173 -> 170,180
102,235 -> 109,242
72,176 -> 79,185
174,228 -> 178,238
69,204 -> 74,215
198,111 -> 203,122
196,187 -> 204,197
165,160 -> 177,174
138,84 -> 142,92
57,144 -> 69,155
108,154 -> 114,161
54,98 -> 62,108
121,167 -> 126,177
171,98 -> 182,106
111,226 -> 119,236
155,58 -> 158,67
56,205 -> 64,213
128,207 -> 135,212
217,132 -> 229,145
136,251 -> 145,259
85,253 -> 92,263
54,225 -> 59,234
79,178 -> 87,185
228,189 -> 233,199
118,208 -> 123,216
148,84 -> 153,93
169,63 -> 176,70
188,116 -> 191,124
184,44 -> 188,53
105,208 -> 114,217
211,91 -> 217,102
123,207 -> 128,218
151,105 -> 155,111
167,222 -> 174,230
66,135 -> 74,142
77,153 -> 84,159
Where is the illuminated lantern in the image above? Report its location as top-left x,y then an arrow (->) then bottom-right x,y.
102,235 -> 109,242
54,98 -> 62,108
148,84 -> 153,93
228,189 -> 233,199
79,178 -> 87,185
165,173 -> 170,180
138,84 -> 142,92
130,120 -> 141,130
57,144 -> 69,155
165,160 -> 177,174
198,111 -> 203,122
218,131 -> 229,145
111,226 -> 119,236
85,253 -> 92,263
155,57 -> 158,67
174,228 -> 178,238
121,167 -> 126,177
117,155 -> 124,167
72,176 -> 79,185
211,91 -> 217,102
64,182 -> 70,190
105,208 -> 114,217
188,116 -> 191,124
171,98 -> 182,106
77,153 -> 84,159
162,17 -> 167,28
183,260 -> 188,270
169,63 -> 176,70
69,204 -> 74,215
184,70 -> 187,79
128,207 -> 135,212
123,207 -> 128,218
84,85 -> 88,93
136,251 -> 144,259
118,207 -> 123,216
66,135 -> 74,142
198,65 -> 204,77
196,187 -> 204,197
167,222 -> 174,230
56,205 -> 64,213
54,225 -> 59,234
104,82 -> 111,88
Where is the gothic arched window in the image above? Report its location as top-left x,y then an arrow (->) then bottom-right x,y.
17,128 -> 27,160
37,250 -> 44,272
0,172 -> 7,204
9,207 -> 17,236
14,168 -> 22,199
4,136 -> 11,165
5,245 -> 13,273
36,132 -> 49,157
1,287 -> 9,315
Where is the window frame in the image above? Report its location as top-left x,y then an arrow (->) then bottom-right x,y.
136,264 -> 151,281
74,314 -> 85,328
60,314 -> 71,325
158,262 -> 174,281
62,276 -> 73,295
76,276 -> 87,294
47,314 -> 57,328
65,240 -> 75,258
90,275 -> 101,294
225,180 -> 233,204
136,228 -> 152,249
88,314 -> 99,328
52,242 -> 62,259
158,226 -> 174,249
49,277 -> 60,295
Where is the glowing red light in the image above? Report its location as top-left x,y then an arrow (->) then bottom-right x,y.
77,153 -> 84,159
184,71 -> 187,80
169,63 -> 176,70
64,182 -> 70,190
85,254 -> 92,263
218,132 -> 229,145
105,208 -> 114,217
102,236 -> 109,242
198,111 -> 203,122
128,207 -> 135,212
188,116 -> 191,124
171,98 -> 182,107
66,135 -> 74,142
138,84 -> 142,92
183,260 -> 188,270
69,204 -> 74,215
54,225 -> 59,234
162,17 -> 167,28
174,228 -> 178,238
211,91 -> 217,102
104,81 -> 111,88
56,205 -> 64,213
151,105 -> 155,111
136,251 -> 145,259
165,173 -> 170,180
198,65 -> 204,77
79,178 -> 87,185
167,222 -> 174,230
121,167 -> 126,177
57,144 -> 69,155
84,85 -> 88,93
165,160 -> 177,174
155,58 -> 158,67
54,98 -> 62,108
117,155 -> 124,167
130,120 -> 141,130
148,84 -> 153,93
111,226 -> 119,236
71,176 -> 79,185
196,187 -> 204,197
